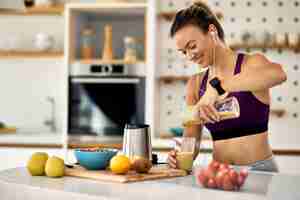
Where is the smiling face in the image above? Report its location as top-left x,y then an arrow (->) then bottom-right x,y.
174,24 -> 214,68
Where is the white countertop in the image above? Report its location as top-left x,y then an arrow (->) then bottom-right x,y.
0,131 -> 124,147
0,131 -> 62,145
0,167 -> 300,200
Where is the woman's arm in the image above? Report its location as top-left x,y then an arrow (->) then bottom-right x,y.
184,75 -> 203,160
222,53 -> 287,92
167,75 -> 203,168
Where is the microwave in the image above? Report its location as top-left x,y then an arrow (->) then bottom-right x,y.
68,76 -> 145,136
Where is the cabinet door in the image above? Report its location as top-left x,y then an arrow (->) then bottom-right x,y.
0,147 -> 64,171
275,155 -> 300,174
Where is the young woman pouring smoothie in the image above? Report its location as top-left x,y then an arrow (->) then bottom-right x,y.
167,2 -> 287,172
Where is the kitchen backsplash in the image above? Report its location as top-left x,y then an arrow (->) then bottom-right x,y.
156,0 -> 300,149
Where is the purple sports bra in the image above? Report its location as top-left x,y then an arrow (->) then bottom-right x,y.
199,53 -> 270,141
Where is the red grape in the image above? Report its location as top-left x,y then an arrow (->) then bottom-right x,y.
215,170 -> 226,188
203,167 -> 216,179
240,168 -> 249,178
222,174 -> 235,191
207,178 -> 217,188
228,169 -> 238,185
237,174 -> 246,188
219,163 -> 229,171
209,160 -> 220,172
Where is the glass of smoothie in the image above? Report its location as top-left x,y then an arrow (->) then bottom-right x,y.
175,137 -> 196,172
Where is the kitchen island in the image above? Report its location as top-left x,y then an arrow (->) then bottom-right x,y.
0,167 -> 299,200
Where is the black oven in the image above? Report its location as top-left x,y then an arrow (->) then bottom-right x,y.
68,76 -> 145,136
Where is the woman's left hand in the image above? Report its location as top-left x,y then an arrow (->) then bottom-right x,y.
195,84 -> 220,123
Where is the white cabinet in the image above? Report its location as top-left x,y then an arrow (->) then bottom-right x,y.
275,155 -> 300,174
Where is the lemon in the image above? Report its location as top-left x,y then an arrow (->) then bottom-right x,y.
110,155 -> 131,174
27,152 -> 49,176
45,156 -> 65,178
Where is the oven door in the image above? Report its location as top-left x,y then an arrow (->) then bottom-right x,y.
68,77 -> 145,136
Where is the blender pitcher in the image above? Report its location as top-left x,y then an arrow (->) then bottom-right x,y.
122,124 -> 152,161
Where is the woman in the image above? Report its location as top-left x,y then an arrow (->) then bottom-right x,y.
167,2 -> 286,172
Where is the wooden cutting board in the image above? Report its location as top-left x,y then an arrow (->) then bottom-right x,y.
65,165 -> 187,183
0,127 -> 17,134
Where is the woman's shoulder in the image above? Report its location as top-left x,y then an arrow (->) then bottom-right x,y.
243,52 -> 271,68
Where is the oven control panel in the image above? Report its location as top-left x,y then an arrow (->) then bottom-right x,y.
70,62 -> 128,76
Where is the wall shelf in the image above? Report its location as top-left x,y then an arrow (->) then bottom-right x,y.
158,10 -> 223,21
68,3 -> 147,16
0,51 -> 64,58
230,44 -> 300,52
0,5 -> 64,16
270,109 -> 286,118
159,75 -> 189,83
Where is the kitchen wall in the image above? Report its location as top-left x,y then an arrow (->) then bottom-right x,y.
155,0 -> 300,150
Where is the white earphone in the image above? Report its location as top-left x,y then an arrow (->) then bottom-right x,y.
210,31 -> 217,43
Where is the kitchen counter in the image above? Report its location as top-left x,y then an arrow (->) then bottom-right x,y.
0,131 -> 62,147
0,131 -> 124,148
0,167 -> 299,200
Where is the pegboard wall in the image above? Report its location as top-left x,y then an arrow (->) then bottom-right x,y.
156,0 -> 300,148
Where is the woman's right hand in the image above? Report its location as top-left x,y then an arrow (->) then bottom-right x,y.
167,150 -> 178,169
195,83 -> 220,124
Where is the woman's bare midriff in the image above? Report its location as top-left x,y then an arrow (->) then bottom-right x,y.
212,132 -> 273,165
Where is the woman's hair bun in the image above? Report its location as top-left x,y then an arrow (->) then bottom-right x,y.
191,1 -> 214,16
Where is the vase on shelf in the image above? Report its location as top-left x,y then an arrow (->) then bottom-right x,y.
102,24 -> 114,60
80,25 -> 96,59
123,36 -> 138,62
